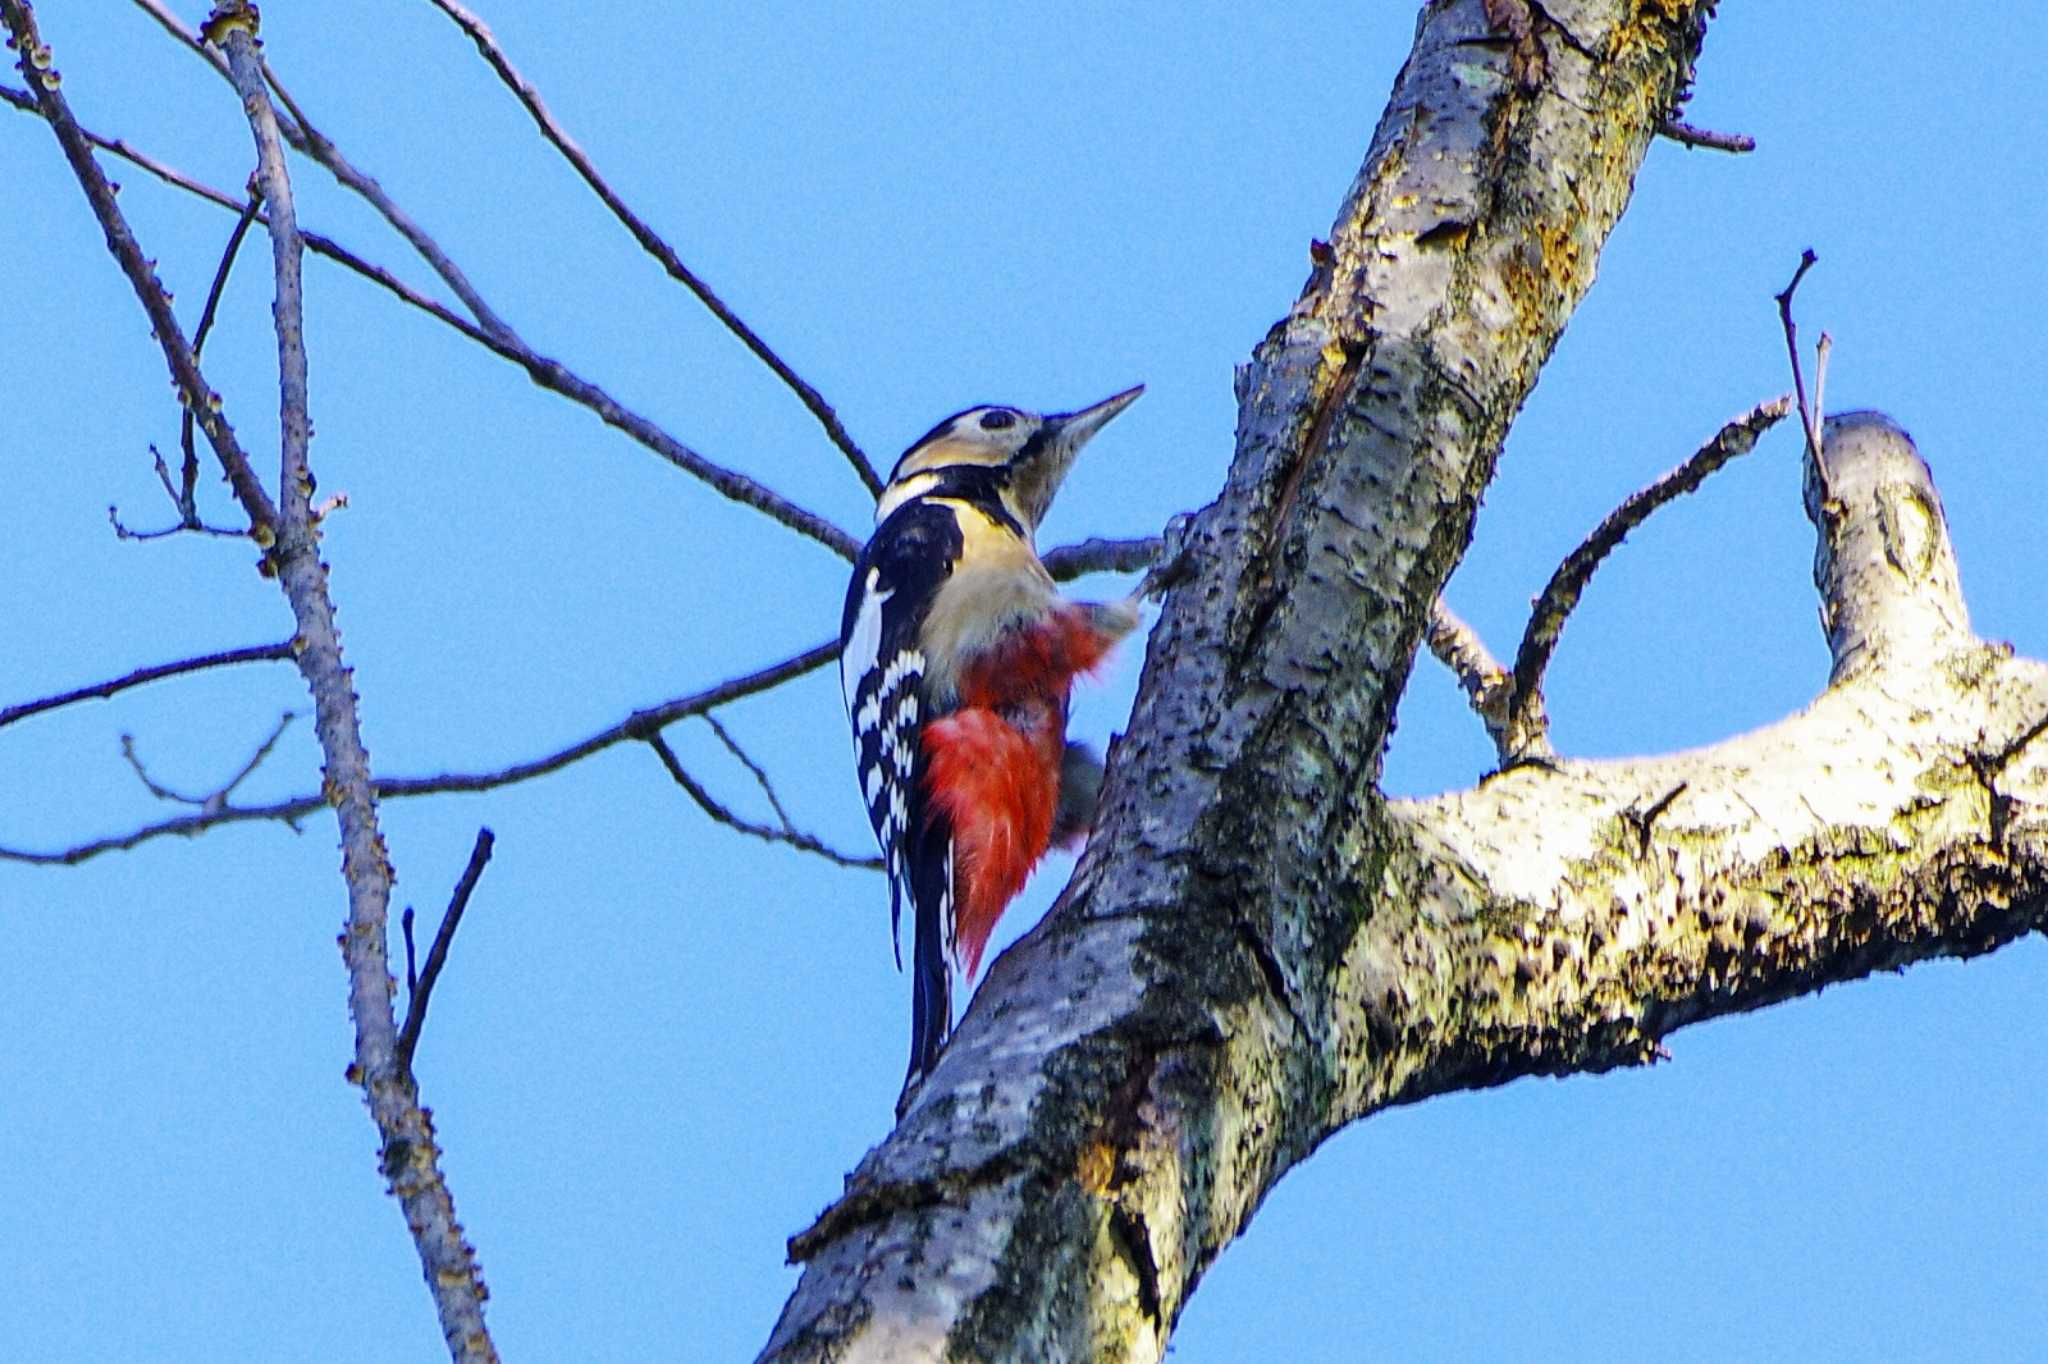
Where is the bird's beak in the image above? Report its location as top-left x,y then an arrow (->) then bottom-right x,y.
1008,383 -> 1144,529
1051,383 -> 1146,451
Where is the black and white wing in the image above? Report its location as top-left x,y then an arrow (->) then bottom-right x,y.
839,500 -> 963,1095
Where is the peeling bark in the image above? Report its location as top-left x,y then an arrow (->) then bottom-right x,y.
760,5 -> 2042,1362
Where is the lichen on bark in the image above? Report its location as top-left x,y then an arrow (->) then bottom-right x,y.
759,5 -> 2046,1362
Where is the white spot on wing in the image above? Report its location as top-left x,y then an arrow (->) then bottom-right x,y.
840,569 -> 892,718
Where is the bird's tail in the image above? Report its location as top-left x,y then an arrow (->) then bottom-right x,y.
899,816 -> 955,1117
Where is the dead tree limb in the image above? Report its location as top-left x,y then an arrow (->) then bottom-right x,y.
756,7 -> 2032,1360
209,8 -> 498,1358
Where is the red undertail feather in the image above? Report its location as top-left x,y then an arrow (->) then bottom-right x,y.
923,604 -> 1125,979
923,708 -> 1054,980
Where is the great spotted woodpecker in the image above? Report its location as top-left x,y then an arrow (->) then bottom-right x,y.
840,385 -> 1144,1110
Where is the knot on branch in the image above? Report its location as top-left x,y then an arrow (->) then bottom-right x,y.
1807,411 -> 1970,683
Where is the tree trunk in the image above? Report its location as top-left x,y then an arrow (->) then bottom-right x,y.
762,3 -> 2048,1359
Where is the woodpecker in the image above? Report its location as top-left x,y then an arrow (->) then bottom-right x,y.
840,385 -> 1144,1111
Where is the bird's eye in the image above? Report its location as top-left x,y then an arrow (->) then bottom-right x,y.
979,410 -> 1017,431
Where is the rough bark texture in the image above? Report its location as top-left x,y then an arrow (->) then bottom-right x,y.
762,2 -> 1767,1359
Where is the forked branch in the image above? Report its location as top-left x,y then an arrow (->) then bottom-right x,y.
1775,249 -> 1832,486
397,828 -> 498,1075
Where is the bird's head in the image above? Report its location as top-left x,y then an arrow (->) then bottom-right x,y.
877,384 -> 1144,532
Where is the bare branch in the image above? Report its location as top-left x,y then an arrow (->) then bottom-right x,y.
1657,117 -> 1755,152
132,0 -> 521,342
402,907 -> 421,997
110,194 -> 264,540
1424,599 -> 1505,710
0,12 -> 278,534
181,188 -> 263,518
703,713 -> 794,831
208,709 -> 296,802
1,81 -> 445,330
120,711 -> 294,809
1503,395 -> 1794,760
0,641 -> 839,866
422,0 -> 883,496
1775,248 -> 1829,485
1041,534 -> 1162,581
207,7 -> 496,1355
0,641 -> 292,730
0,82 -> 860,560
109,499 -> 252,541
647,732 -> 880,870
396,828 -> 497,1075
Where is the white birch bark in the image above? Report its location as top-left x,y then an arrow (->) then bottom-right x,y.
761,4 -> 2046,1360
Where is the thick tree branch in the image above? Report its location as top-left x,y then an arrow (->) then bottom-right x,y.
764,5 -> 1747,1358
421,0 -> 883,496
0,641 -> 837,866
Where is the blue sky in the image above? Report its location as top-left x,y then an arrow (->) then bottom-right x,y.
3,4 -> 2043,1360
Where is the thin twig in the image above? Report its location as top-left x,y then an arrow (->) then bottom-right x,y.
1041,535 -> 1163,581
112,195 -> 264,540
1774,249 -> 1829,486
0,82 -> 861,560
119,711 -> 294,809
646,732 -> 880,869
0,14 -> 279,534
109,502 -> 248,541
0,641 -> 841,866
1813,331 -> 1833,449
181,190 -> 263,519
403,907 -> 420,996
1657,118 -> 1755,153
131,0 -> 520,342
396,828 -> 497,1074
119,733 -> 200,804
209,711 -> 296,803
0,641 -> 293,729
703,713 -> 794,831
1504,395 -> 1795,760
422,0 -> 882,496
